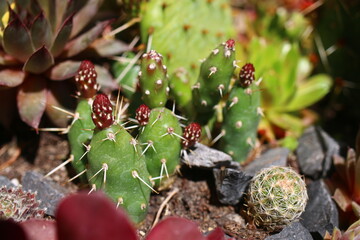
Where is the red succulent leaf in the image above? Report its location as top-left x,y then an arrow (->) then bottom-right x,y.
51,14 -> 73,57
23,46 -> 54,74
146,217 -> 205,240
3,13 -> 35,62
74,60 -> 98,98
64,20 -> 111,58
0,69 -> 25,88
239,63 -> 255,88
0,219 -> 28,240
56,192 -> 138,240
21,219 -> 57,240
30,11 -> 53,49
17,76 -> 47,130
49,61 -> 81,81
92,93 -> 114,129
135,104 -> 151,126
182,122 -> 202,149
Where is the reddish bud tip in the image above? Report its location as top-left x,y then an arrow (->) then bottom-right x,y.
91,94 -> 114,129
225,39 -> 235,49
75,60 -> 98,98
239,63 -> 255,88
182,123 -> 202,149
135,104 -> 151,126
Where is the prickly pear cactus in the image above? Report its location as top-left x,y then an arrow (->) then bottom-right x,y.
139,50 -> 169,108
137,106 -> 182,187
246,166 -> 308,231
87,94 -> 151,223
0,186 -> 45,222
67,61 -> 98,180
219,63 -> 261,163
169,68 -> 193,114
192,39 -> 236,124
140,0 -> 234,85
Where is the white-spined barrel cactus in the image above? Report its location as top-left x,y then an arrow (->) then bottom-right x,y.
246,166 -> 308,231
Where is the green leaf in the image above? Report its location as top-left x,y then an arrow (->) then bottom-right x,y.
51,14 -> 73,57
0,69 -> 25,88
266,111 -> 304,137
63,20 -> 110,57
23,46 -> 54,74
30,11 -> 53,49
2,15 -> 34,62
284,74 -> 332,111
17,75 -> 47,129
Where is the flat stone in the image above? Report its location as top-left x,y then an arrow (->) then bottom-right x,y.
244,148 -> 289,176
181,143 -> 239,169
265,222 -> 312,240
300,180 -> 339,238
22,171 -> 68,216
296,126 -> 339,179
0,176 -> 15,188
213,168 -> 252,205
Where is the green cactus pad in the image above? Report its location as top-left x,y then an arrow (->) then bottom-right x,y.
192,39 -> 236,124
246,166 -> 308,231
139,50 -> 169,108
138,107 -> 182,187
87,124 -> 151,223
140,0 -> 234,84
67,99 -> 94,180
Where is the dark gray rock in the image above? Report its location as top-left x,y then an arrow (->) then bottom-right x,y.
265,222 -> 313,240
181,143 -> 240,169
296,126 -> 339,179
244,147 -> 289,176
0,176 -> 15,188
300,180 -> 339,238
213,168 -> 252,205
22,171 -> 68,216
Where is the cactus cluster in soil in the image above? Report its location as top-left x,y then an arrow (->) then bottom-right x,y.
0,186 -> 45,222
246,166 -> 308,230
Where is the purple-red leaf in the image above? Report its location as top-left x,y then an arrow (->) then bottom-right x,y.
146,217 -> 205,240
88,38 -> 129,57
23,46 -> 54,74
206,227 -> 228,240
333,188 -> 352,212
51,14 -> 73,57
95,64 -> 118,92
17,75 -> 47,129
70,0 -> 103,38
21,219 -> 57,240
56,192 -> 138,240
0,69 -> 25,87
0,219 -> 28,240
64,20 -> 111,57
48,60 -> 81,80
30,11 -> 53,49
3,14 -> 34,62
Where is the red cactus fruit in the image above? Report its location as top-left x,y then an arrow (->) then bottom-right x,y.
91,94 -> 114,129
74,60 -> 98,98
135,104 -> 151,126
225,39 -> 235,49
182,123 -> 202,149
239,63 -> 255,88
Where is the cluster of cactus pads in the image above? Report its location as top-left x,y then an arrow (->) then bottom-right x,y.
65,60 -> 202,223
246,166 -> 308,230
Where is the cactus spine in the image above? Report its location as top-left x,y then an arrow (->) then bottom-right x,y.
192,39 -> 236,124
137,106 -> 182,187
219,63 -> 261,163
246,166 -> 308,231
87,94 -> 151,223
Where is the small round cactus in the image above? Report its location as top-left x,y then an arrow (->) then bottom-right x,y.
0,186 -> 45,222
246,166 -> 308,231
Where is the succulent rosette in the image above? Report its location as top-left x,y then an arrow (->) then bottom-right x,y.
0,0 -> 124,129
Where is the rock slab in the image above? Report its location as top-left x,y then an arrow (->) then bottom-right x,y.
265,222 -> 313,240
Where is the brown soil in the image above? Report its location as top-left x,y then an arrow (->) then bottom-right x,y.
0,132 -> 270,240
